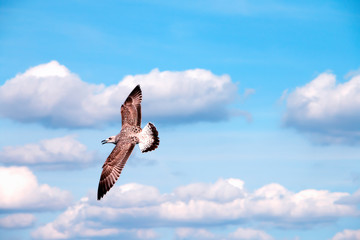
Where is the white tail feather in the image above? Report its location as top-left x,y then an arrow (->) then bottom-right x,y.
138,123 -> 159,153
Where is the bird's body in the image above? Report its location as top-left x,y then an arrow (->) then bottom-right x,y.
97,85 -> 159,200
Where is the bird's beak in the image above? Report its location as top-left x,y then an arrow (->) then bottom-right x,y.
101,139 -> 108,144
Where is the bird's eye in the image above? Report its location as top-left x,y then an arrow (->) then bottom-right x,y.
109,137 -> 112,140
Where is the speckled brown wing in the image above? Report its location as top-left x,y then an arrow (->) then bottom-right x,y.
121,85 -> 142,127
97,142 -> 135,200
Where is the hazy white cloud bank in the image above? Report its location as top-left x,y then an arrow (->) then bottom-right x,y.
175,227 -> 273,240
31,197 -> 158,240
0,166 -> 72,211
0,213 -> 36,229
0,136 -> 97,169
283,71 -> 360,144
0,61 -> 241,128
32,178 -> 359,239
331,229 -> 360,240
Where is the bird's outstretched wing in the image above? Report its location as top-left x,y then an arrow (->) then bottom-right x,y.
97,142 -> 135,200
121,85 -> 142,127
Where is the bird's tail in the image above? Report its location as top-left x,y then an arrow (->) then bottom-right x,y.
138,122 -> 159,153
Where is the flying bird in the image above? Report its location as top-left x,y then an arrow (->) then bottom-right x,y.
97,85 -> 159,200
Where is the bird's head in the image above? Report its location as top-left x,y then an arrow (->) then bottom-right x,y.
101,136 -> 116,145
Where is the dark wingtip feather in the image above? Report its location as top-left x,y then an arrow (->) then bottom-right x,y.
97,166 -> 121,200
97,185 -> 103,200
131,85 -> 141,94
97,180 -> 110,200
124,85 -> 142,105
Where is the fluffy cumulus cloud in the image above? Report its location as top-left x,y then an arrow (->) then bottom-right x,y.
0,61 -> 240,128
0,166 -> 72,211
0,213 -> 36,229
31,197 -> 157,240
32,178 -> 359,239
331,229 -> 360,240
283,71 -> 360,144
0,136 -> 97,169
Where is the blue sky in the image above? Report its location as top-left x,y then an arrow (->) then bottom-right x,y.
0,1 -> 360,240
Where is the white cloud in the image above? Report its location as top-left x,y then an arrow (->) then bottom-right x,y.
173,178 -> 246,202
0,61 -> 240,128
0,136 -> 97,169
243,88 -> 256,100
337,189 -> 360,205
89,183 -> 164,208
31,198 -> 119,239
175,228 -> 217,240
31,197 -> 157,240
283,71 -> 360,144
229,227 -> 274,240
175,227 -> 274,240
32,179 -> 359,239
0,166 -> 72,211
331,229 -> 360,240
0,213 -> 36,229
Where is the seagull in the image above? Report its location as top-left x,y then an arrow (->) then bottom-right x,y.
97,85 -> 159,200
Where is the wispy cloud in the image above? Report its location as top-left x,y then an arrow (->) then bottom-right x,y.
145,0 -> 323,18
282,70 -> 360,144
0,135 -> 97,169
175,228 -> 216,240
0,166 -> 72,211
229,227 -> 274,240
0,61 -> 241,128
0,213 -> 36,229
32,178 -> 359,239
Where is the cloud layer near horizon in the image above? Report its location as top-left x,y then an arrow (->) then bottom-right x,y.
0,61 -> 240,128
283,71 -> 360,144
32,178 -> 359,239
